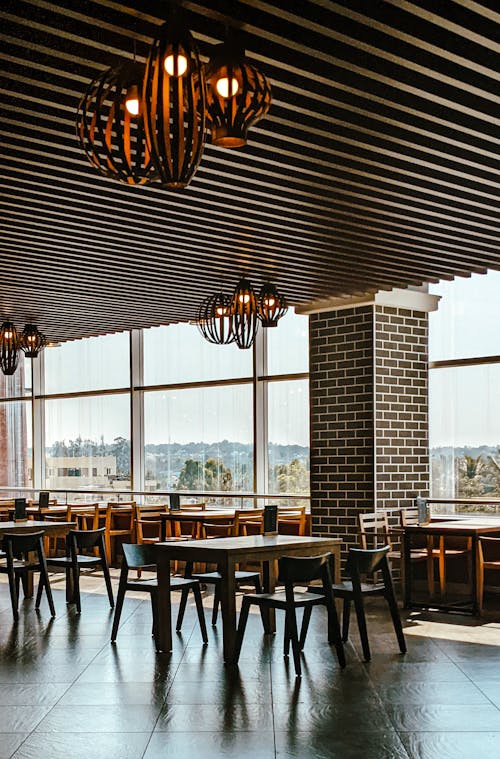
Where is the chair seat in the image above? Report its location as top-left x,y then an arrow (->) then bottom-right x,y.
0,560 -> 41,573
193,570 -> 260,582
245,589 -> 326,609
483,561 -> 500,569
47,554 -> 102,568
125,576 -> 199,593
332,580 -> 385,596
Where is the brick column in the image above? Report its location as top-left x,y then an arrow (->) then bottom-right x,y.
305,289 -> 438,562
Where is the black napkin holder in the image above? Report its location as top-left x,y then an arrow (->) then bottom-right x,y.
264,504 -> 278,536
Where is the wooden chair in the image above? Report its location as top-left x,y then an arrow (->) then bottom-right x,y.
46,528 -> 114,613
401,507 -> 472,597
104,501 -> 136,565
330,545 -> 406,662
110,543 -> 208,645
135,505 -> 168,545
234,553 -> 346,677
277,506 -> 307,536
193,519 -> 263,626
477,536 -> 500,613
232,508 -> 264,536
0,531 -> 55,621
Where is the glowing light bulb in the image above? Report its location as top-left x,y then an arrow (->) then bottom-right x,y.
216,76 -> 239,98
216,306 -> 228,316
264,297 -> 276,307
124,84 -> 140,116
164,53 -> 188,76
239,293 -> 250,304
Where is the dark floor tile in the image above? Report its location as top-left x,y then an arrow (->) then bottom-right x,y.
364,661 -> 469,683
34,704 -> 161,734
0,664 -> 87,684
274,730 -> 409,758
376,680 -> 489,705
58,681 -> 169,707
0,733 -> 29,759
155,702 -> 274,732
166,676 -> 273,704
273,700 -> 394,734
11,732 -> 151,759
399,731 -> 500,759
144,731 -> 276,758
386,704 -> 500,732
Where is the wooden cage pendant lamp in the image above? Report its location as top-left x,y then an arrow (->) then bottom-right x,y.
0,322 -> 20,376
76,5 -> 271,188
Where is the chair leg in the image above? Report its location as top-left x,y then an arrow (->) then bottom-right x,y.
285,607 -> 302,677
8,567 -> 19,622
326,599 -> 346,668
353,594 -> 371,661
110,574 -> 127,642
38,552 -> 55,617
35,574 -> 44,609
383,586 -> 407,654
341,598 -> 351,642
211,583 -> 220,627
438,536 -> 446,596
100,546 -> 115,609
284,615 -> 291,657
299,605 -> 313,649
151,590 -> 158,638
233,596 -> 251,664
253,575 -> 262,594
176,587 -> 189,631
192,583 -> 208,644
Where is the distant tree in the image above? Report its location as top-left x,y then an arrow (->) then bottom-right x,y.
110,436 -> 130,477
177,459 -> 204,490
177,457 -> 233,491
273,458 -> 309,494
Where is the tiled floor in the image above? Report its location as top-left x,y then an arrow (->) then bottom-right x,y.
0,569 -> 500,758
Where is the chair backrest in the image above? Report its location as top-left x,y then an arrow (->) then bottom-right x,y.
122,542 -> 157,570
346,545 -> 390,577
178,502 -> 206,511
400,507 -> 419,527
106,501 -> 136,530
2,530 -> 45,557
358,512 -> 392,550
201,520 -> 234,539
277,506 -> 307,536
233,508 -> 264,536
68,527 -> 105,552
135,505 -> 166,542
278,553 -> 332,585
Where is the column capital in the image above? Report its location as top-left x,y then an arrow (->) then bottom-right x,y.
296,287 -> 440,315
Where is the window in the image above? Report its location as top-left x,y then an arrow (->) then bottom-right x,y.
144,384 -> 253,493
266,311 -> 309,376
144,323 -> 252,385
267,379 -> 310,495
429,271 -> 500,513
44,332 -> 130,394
44,394 -> 130,490
0,357 -> 31,398
0,400 -> 32,487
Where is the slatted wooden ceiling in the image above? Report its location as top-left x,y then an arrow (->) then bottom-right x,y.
1,0 -> 499,341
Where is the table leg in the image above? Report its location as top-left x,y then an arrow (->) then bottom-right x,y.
263,559 -> 277,633
155,554 -> 172,653
472,535 -> 479,616
219,556 -> 237,663
403,532 -> 411,608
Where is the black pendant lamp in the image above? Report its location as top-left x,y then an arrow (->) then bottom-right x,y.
77,61 -> 156,186
205,38 -> 272,148
231,277 -> 259,349
257,283 -> 288,327
0,321 -> 20,375
143,4 -> 206,188
20,324 -> 47,358
198,292 -> 235,345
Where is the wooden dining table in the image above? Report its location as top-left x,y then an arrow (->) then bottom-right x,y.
403,519 -> 500,615
159,509 -> 236,540
155,534 -> 342,663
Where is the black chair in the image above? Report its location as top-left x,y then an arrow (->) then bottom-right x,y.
331,545 -> 406,662
0,531 -> 55,621
192,521 -> 263,626
234,553 -> 345,677
111,543 -> 208,645
46,528 -> 114,613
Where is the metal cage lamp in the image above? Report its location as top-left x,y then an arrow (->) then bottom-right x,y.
231,277 -> 259,349
20,324 -> 47,358
257,283 -> 288,327
77,61 -> 156,186
197,292 -> 235,345
143,5 -> 206,188
205,39 -> 272,148
0,321 -> 20,376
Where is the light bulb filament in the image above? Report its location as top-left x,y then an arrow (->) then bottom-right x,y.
216,76 -> 239,98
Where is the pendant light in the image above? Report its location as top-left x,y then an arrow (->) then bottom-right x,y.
231,277 -> 259,349
197,292 -> 235,345
20,324 -> 47,358
0,321 -> 20,375
205,38 -> 272,148
143,4 -> 206,188
77,60 -> 156,185
257,283 -> 288,327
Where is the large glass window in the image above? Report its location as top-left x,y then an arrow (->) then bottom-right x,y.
0,357 -> 31,398
44,394 -> 130,491
144,384 -> 253,492
268,379 -> 309,495
44,333 -> 130,394
266,311 -> 309,376
144,323 -> 252,386
0,400 -> 32,487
